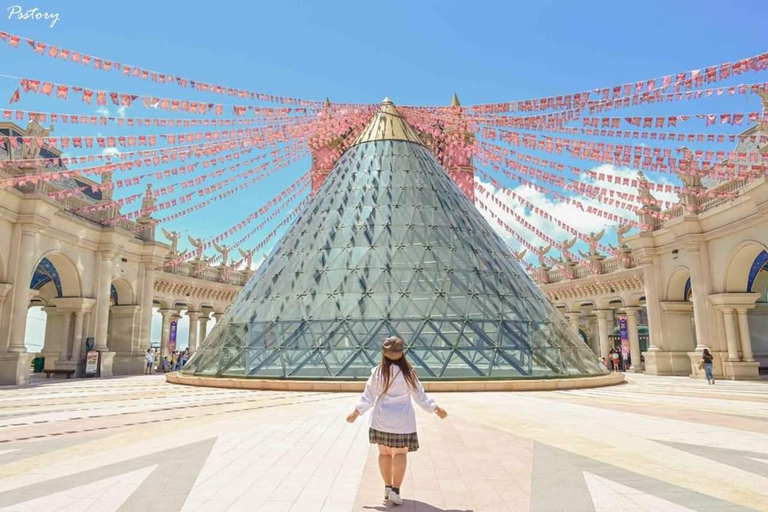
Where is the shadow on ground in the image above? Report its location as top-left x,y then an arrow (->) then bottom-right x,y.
363,500 -> 473,512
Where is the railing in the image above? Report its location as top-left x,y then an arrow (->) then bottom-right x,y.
539,254 -> 633,284
652,174 -> 766,229
601,257 -> 620,274
32,179 -> 141,234
163,260 -> 249,286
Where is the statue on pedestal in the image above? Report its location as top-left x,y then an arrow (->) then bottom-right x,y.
162,228 -> 182,255
636,172 -> 662,231
608,223 -> 634,269
559,236 -> 577,263
101,169 -> 114,201
213,241 -> 231,267
187,235 -> 206,261
20,119 -> 53,163
238,248 -> 254,271
139,184 -> 156,219
578,229 -> 605,259
535,244 -> 552,268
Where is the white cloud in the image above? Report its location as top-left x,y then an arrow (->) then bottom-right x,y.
95,107 -> 110,116
117,106 -> 128,118
102,147 -> 120,157
475,163 -> 681,267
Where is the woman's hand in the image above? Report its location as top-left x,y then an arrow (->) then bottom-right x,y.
346,410 -> 360,423
435,406 -> 448,419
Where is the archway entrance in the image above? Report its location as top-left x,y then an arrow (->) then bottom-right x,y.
27,253 -> 91,376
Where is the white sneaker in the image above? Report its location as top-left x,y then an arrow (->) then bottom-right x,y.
388,489 -> 403,505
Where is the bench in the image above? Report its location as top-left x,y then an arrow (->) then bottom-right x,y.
43,369 -> 75,379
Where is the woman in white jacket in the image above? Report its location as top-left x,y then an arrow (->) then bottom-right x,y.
346,336 -> 448,505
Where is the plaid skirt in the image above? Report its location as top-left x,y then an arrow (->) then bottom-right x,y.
369,428 -> 420,452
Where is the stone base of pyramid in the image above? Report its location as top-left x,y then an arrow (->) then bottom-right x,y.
166,372 -> 624,392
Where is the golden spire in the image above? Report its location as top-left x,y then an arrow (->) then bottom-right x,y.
352,98 -> 424,146
323,97 -> 331,108
451,93 -> 461,107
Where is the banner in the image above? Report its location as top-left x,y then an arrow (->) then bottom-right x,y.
619,318 -> 630,360
169,321 -> 177,352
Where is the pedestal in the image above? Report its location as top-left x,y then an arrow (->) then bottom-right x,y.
642,350 -> 691,376
98,351 -> 116,378
112,351 -> 147,375
722,360 -> 760,380
0,353 -> 35,385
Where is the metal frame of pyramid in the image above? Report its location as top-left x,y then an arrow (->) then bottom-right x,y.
182,100 -> 607,381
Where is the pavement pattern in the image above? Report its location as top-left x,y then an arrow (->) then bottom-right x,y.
0,373 -> 765,511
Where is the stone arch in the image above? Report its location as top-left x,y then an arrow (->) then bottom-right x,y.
627,292 -> 646,307
666,267 -> 691,301
598,297 -> 625,309
723,241 -> 768,294
110,278 -> 134,306
31,251 -> 82,298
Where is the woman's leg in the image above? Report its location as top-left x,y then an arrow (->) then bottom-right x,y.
391,447 -> 409,489
377,445 -> 393,486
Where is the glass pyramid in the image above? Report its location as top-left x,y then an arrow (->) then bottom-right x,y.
183,100 -> 606,380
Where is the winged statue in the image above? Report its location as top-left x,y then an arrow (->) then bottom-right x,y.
161,228 -> 181,254
535,244 -> 552,267
559,236 -> 577,262
578,230 -> 605,259
187,235 -> 204,260
213,241 -> 231,267
238,248 -> 254,270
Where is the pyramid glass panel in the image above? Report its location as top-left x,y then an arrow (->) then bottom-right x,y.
184,101 -> 606,380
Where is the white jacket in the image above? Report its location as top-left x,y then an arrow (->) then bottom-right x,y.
354,365 -> 437,434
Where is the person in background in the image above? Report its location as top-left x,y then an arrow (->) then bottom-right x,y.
610,349 -> 620,372
701,348 -> 715,385
144,348 -> 154,375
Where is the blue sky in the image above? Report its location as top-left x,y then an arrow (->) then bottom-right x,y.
4,1 -> 768,347
2,0 -> 766,248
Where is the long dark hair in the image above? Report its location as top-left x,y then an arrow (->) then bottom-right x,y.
379,340 -> 418,395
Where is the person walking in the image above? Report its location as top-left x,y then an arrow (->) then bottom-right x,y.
610,349 -> 620,372
346,337 -> 448,506
144,348 -> 154,375
701,348 -> 715,385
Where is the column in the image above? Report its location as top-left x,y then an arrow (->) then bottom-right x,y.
720,308 -> 740,361
566,312 -> 581,335
94,251 -> 116,352
138,263 -> 157,350
70,311 -> 86,361
199,315 -> 210,343
187,311 -> 200,352
212,312 -> 223,323
623,307 -> 642,370
735,307 -> 754,362
58,313 -> 74,361
8,226 -> 37,352
594,310 -> 611,359
687,246 -> 712,350
159,309 -> 173,357
639,256 -> 663,350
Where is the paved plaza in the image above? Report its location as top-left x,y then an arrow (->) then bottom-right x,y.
0,375 -> 764,511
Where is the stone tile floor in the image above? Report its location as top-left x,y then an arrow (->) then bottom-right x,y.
0,374 -> 765,511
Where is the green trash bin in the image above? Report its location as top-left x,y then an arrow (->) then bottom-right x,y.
33,357 -> 45,373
